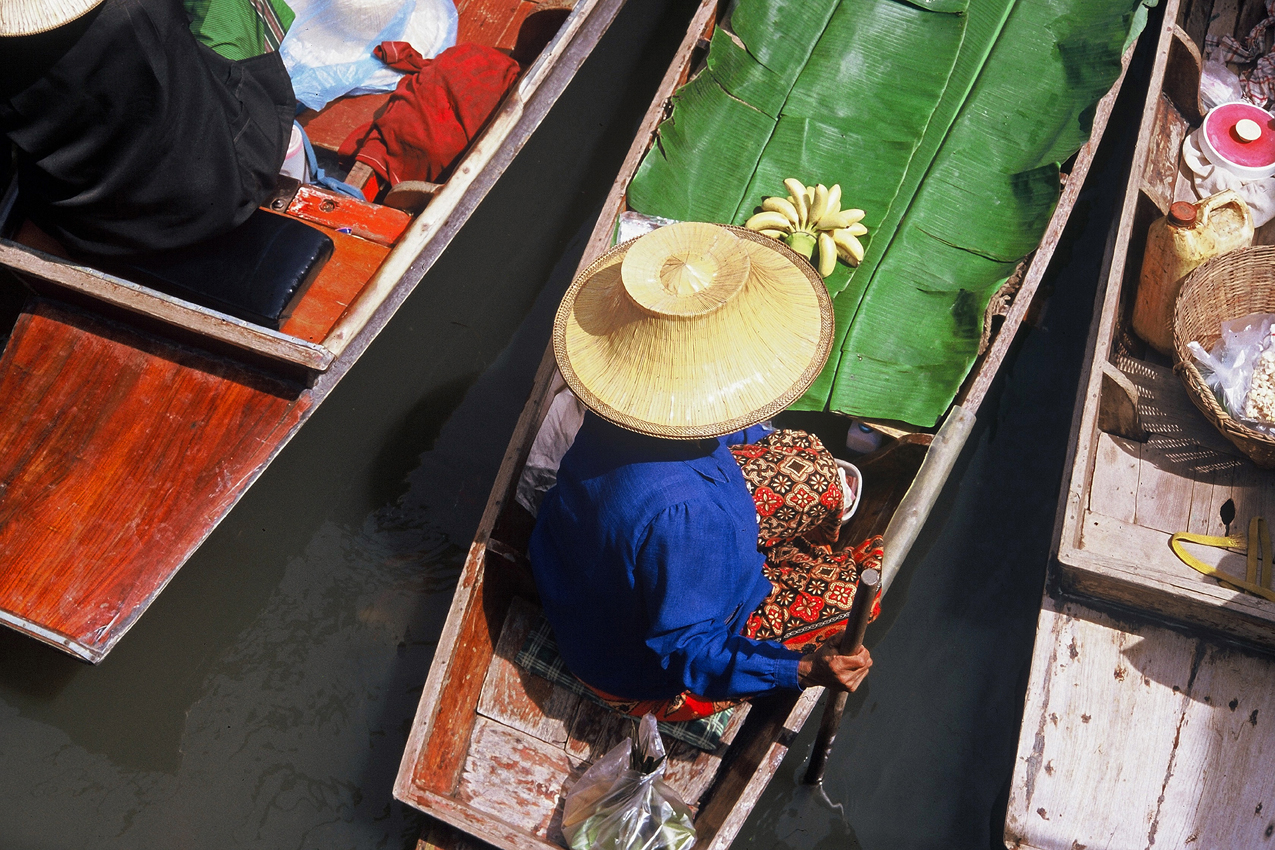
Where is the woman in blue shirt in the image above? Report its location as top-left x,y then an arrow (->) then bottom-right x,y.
530,222 -> 879,721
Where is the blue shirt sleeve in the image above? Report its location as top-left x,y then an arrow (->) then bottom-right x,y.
634,501 -> 803,699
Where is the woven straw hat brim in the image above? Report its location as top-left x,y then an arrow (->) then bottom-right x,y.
554,225 -> 833,439
1,0 -> 103,34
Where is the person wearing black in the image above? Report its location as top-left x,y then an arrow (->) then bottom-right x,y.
0,0 -> 295,258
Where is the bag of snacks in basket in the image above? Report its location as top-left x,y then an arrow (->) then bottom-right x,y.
1187,312 -> 1275,432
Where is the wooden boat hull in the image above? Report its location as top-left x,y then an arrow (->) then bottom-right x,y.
1052,0 -> 1275,654
1009,2 -> 1275,847
0,0 -> 629,662
392,2 -> 1137,847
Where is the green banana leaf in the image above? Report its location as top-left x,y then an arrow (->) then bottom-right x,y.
627,0 -> 1144,426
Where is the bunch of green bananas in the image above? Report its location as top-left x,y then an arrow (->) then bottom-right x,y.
744,179 -> 868,277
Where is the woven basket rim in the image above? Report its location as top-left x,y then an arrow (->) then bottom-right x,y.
1171,244 -> 1275,459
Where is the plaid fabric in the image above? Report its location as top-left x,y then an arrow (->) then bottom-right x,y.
185,0 -> 294,61
515,614 -> 735,752
1206,0 -> 1275,107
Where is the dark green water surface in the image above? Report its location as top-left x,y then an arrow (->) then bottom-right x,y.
0,2 -> 1147,847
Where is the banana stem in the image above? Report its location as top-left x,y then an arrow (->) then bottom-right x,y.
786,231 -> 816,259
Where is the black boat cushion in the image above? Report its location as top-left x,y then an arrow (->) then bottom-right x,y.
107,210 -> 333,330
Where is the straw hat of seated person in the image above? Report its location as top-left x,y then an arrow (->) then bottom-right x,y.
1,0 -> 104,34
554,221 -> 834,439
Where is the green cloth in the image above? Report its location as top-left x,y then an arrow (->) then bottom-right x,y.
185,0 -> 295,61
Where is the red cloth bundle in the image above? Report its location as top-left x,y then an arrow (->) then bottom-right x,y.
339,41 -> 520,193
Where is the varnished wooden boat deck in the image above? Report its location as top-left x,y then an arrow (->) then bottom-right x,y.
0,0 -> 629,661
1054,0 -> 1275,653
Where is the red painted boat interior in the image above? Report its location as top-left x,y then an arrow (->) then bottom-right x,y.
0,0 -> 564,659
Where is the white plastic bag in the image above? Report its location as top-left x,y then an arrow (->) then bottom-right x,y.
1187,312 -> 1275,432
561,714 -> 696,850
280,0 -> 458,111
1199,59 -> 1246,111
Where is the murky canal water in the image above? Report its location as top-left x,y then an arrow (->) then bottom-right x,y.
0,3 -> 1145,848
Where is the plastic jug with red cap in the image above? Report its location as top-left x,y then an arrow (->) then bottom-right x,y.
1132,190 -> 1254,355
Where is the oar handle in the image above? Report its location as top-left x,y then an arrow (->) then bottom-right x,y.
801,566 -> 881,786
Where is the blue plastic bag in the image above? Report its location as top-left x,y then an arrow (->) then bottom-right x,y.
280,0 -> 457,111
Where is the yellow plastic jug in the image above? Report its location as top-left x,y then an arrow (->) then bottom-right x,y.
1133,190 -> 1254,355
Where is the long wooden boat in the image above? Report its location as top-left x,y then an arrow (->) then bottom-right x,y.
1006,1 -> 1275,846
1046,0 -> 1275,655
392,2 -> 1138,848
0,0 -> 629,662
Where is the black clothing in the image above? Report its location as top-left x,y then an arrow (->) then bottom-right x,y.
0,0 -> 294,257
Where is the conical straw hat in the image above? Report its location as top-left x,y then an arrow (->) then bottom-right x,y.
1,0 -> 104,35
554,222 -> 834,439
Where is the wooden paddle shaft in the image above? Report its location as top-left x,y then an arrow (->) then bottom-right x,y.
802,566 -> 881,785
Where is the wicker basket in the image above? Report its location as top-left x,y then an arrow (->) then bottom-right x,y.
1172,244 -> 1275,468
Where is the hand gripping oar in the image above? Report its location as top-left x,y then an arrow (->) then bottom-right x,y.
801,565 -> 881,786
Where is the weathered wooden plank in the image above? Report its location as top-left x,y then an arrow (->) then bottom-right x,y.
1088,431 -> 1140,522
564,699 -> 631,764
1008,596 -> 1275,850
1006,599 -> 1194,849
1082,511 -> 1247,585
1141,94 -> 1188,215
456,0 -> 525,47
456,716 -> 575,836
414,786 -> 564,850
476,596 -> 582,746
0,301 -> 309,660
410,549 -> 511,796
1186,461 -> 1229,535
1098,361 -> 1147,441
1152,639 -> 1275,849
1133,439 -> 1198,534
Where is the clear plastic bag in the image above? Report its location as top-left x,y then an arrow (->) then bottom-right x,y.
1187,312 -> 1275,433
1199,59 -> 1246,111
280,0 -> 458,111
561,714 -> 696,850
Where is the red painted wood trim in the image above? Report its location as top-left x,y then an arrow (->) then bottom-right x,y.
286,185 -> 410,247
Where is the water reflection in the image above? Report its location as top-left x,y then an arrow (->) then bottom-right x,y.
0,1 -> 694,846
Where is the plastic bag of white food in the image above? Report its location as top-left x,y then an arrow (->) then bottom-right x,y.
1187,312 -> 1275,433
561,714 -> 696,850
280,0 -> 458,111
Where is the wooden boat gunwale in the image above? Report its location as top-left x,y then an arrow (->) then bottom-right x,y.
1051,0 -> 1275,653
1008,4 -> 1275,847
0,0 -> 624,375
0,0 -> 630,663
391,4 -> 1138,847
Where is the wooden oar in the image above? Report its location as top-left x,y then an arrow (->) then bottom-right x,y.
802,565 -> 880,785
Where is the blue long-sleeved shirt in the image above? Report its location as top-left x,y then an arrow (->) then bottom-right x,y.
528,414 -> 804,700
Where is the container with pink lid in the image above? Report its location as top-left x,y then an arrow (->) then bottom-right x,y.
1199,101 -> 1275,180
